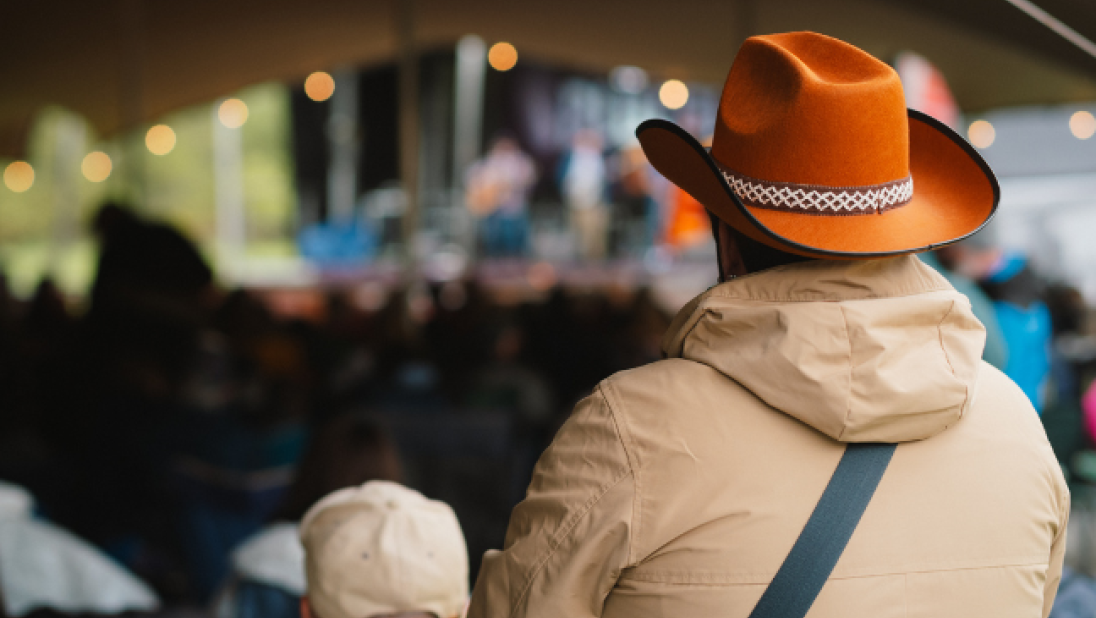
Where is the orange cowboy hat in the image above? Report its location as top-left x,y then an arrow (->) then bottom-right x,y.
637,31 -> 999,259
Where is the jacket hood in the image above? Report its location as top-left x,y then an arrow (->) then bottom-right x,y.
662,255 -> 985,443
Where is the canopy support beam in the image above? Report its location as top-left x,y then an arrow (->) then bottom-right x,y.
1002,0 -> 1096,60
396,0 -> 420,271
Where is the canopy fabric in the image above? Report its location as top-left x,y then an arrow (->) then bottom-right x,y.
1,0 -> 1095,157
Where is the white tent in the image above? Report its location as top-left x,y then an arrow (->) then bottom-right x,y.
2,0 -> 1096,157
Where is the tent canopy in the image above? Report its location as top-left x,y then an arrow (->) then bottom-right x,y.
1,0 -> 1095,157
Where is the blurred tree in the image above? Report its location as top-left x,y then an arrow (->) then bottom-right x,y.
0,83 -> 297,297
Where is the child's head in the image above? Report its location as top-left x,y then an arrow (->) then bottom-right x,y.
299,481 -> 468,618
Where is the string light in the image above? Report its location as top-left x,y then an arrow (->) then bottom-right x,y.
218,98 -> 249,128
967,120 -> 995,149
1070,111 -> 1095,140
488,42 -> 518,71
3,161 -> 33,192
304,72 -> 335,102
659,79 -> 689,110
146,124 -> 176,155
81,151 -> 112,182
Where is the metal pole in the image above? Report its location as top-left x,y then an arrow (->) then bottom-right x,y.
117,0 -> 147,204
49,115 -> 86,279
451,35 -> 487,254
396,0 -> 420,270
452,35 -> 486,189
327,69 -> 361,222
1002,0 -> 1096,60
212,104 -> 247,269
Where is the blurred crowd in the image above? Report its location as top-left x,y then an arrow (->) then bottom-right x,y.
0,203 -> 671,616
7,200 -> 1096,616
926,242 -> 1096,470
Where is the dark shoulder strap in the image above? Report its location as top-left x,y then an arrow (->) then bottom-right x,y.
748,442 -> 896,618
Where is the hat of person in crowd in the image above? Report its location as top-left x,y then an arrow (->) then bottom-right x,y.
0,481 -> 33,518
0,481 -> 161,618
636,31 -> 999,259
299,480 -> 468,618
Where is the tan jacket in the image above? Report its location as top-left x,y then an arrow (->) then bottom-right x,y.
468,255 -> 1069,618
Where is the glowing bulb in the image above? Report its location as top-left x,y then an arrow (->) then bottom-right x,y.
304,72 -> 335,102
81,151 -> 112,182
1070,111 -> 1095,140
3,161 -> 33,192
488,42 -> 518,72
967,120 -> 995,149
218,98 -> 249,128
146,124 -> 176,155
659,79 -> 689,110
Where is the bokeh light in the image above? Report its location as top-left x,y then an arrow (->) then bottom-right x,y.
610,65 -> 648,94
146,124 -> 176,155
304,72 -> 336,102
967,120 -> 995,149
1070,111 -> 1096,140
352,281 -> 388,312
218,98 -> 249,128
81,151 -> 112,182
3,161 -> 34,193
488,42 -> 518,72
527,261 -> 558,291
659,79 -> 689,110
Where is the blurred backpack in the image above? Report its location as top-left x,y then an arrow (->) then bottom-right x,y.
1051,567 -> 1096,618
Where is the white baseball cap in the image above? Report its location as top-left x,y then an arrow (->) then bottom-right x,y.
300,481 -> 469,618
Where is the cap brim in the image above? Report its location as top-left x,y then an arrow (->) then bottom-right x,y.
636,110 -> 999,259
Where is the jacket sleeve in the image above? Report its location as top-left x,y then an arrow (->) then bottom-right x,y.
467,386 -> 636,618
1042,481 -> 1071,618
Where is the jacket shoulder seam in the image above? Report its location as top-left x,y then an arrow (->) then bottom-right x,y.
935,299 -> 959,377
599,380 -> 642,566
836,305 -> 854,441
508,467 -> 633,617
935,299 -> 967,426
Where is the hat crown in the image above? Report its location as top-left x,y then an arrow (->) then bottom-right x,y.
712,32 -> 910,187
300,481 -> 469,618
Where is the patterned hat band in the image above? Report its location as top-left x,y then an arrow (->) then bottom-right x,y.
719,165 -> 914,216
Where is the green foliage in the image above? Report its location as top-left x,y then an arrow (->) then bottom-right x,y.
0,82 -> 298,297
240,83 -> 297,242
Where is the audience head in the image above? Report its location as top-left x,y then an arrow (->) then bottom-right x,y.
299,481 -> 469,618
276,414 -> 403,522
90,201 -> 140,241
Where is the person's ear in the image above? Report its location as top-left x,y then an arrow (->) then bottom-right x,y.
300,596 -> 313,618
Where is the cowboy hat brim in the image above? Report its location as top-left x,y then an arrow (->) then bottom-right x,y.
636,110 -> 999,259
